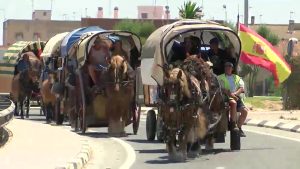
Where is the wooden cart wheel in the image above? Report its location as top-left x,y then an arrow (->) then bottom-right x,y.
132,104 -> 141,135
146,110 -> 156,141
55,99 -> 64,125
78,70 -> 87,134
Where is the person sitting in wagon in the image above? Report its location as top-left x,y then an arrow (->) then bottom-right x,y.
204,37 -> 236,75
218,62 -> 248,137
87,36 -> 111,87
14,53 -> 31,75
168,35 -> 201,63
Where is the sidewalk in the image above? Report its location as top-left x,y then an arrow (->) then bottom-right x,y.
246,110 -> 300,133
0,119 -> 88,169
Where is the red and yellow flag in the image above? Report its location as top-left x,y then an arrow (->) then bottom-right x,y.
239,23 -> 291,85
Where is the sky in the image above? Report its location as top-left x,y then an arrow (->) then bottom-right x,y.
0,0 -> 299,45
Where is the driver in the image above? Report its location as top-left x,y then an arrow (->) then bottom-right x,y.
205,38 -> 228,75
87,37 -> 110,86
15,53 -> 31,75
218,62 -> 248,137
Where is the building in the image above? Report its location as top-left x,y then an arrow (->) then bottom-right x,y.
81,18 -> 178,30
32,10 -> 52,20
2,19 -> 81,46
137,6 -> 167,19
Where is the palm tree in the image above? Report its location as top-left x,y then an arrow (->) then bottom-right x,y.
179,1 -> 202,19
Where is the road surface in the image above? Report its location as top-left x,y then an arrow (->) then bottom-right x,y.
17,108 -> 300,169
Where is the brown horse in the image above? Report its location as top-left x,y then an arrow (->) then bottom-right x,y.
182,55 -> 226,150
161,67 -> 208,162
10,52 -> 42,119
104,55 -> 135,137
40,70 -> 57,123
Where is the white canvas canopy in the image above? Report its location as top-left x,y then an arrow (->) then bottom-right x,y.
41,32 -> 69,59
76,30 -> 141,67
141,19 -> 241,86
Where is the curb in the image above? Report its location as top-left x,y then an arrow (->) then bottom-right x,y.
55,140 -> 93,169
245,118 -> 300,133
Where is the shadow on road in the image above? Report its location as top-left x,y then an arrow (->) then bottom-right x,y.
126,139 -> 163,144
136,149 -> 166,154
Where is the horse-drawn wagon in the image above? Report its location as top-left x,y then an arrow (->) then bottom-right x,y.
52,27 -> 142,136
0,41 -> 46,118
138,19 -> 243,161
40,32 -> 69,122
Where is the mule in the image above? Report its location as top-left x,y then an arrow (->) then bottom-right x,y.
40,70 -> 57,123
104,55 -> 135,137
161,67 -> 208,162
10,52 -> 42,119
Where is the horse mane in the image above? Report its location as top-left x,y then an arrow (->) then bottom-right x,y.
109,54 -> 128,76
183,55 -> 212,83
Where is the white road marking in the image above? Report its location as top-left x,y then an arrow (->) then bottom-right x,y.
216,167 -> 226,169
111,137 -> 136,169
87,129 -> 136,169
244,127 -> 300,143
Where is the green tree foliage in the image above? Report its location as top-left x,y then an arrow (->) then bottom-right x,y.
282,55 -> 300,109
179,1 -> 201,19
256,25 -> 280,46
114,20 -> 156,44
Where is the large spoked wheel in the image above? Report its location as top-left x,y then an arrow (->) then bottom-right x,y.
132,104 -> 141,135
146,110 -> 156,141
230,128 -> 241,150
78,70 -> 87,134
55,99 -> 64,125
156,115 -> 164,142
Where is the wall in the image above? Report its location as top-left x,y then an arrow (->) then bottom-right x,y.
3,20 -> 81,46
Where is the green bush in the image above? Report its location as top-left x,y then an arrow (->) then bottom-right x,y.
114,20 -> 155,44
256,25 -> 280,46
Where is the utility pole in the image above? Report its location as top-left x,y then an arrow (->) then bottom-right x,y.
223,4 -> 227,22
50,0 -> 54,11
244,0 -> 248,26
32,0 -> 34,12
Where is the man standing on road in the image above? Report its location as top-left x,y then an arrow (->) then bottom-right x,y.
218,62 -> 248,137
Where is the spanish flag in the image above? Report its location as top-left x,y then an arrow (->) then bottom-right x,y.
239,23 -> 291,85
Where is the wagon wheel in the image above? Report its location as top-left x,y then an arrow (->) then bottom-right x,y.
132,103 -> 141,135
78,70 -> 87,134
55,99 -> 64,125
146,110 -> 156,141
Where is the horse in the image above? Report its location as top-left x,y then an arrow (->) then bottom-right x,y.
40,70 -> 57,123
182,55 -> 226,150
104,54 -> 135,137
10,52 -> 42,119
160,67 -> 208,162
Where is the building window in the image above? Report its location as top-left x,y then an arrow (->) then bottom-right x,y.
33,32 -> 41,40
15,32 -> 23,41
141,13 -> 148,19
43,12 -> 47,16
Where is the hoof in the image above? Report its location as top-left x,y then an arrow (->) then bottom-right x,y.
21,116 -> 24,119
187,151 -> 200,158
169,152 -> 187,162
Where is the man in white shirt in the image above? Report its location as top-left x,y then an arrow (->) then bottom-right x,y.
218,62 -> 248,137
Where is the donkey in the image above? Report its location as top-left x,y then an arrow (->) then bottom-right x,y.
40,70 -> 58,123
11,52 -> 42,119
161,67 -> 208,162
104,54 -> 135,137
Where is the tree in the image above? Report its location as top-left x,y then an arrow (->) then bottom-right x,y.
256,25 -> 280,46
179,1 -> 202,19
114,20 -> 156,44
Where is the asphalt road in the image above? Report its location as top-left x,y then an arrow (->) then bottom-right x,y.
15,108 -> 300,169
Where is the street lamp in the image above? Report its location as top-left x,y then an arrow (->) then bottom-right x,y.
290,11 -> 294,20
259,14 -> 263,24
0,9 -> 6,21
223,4 -> 227,22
